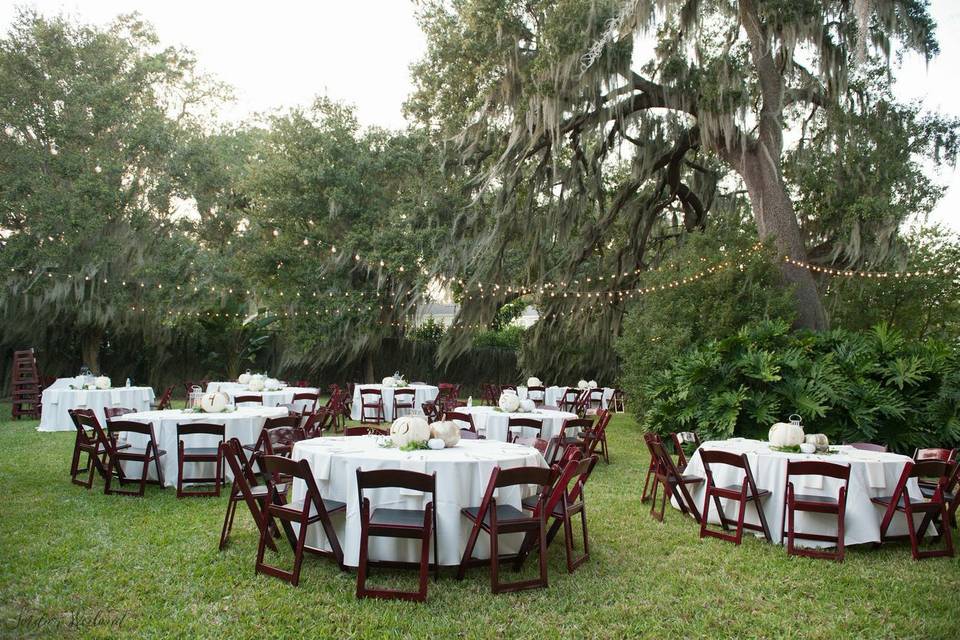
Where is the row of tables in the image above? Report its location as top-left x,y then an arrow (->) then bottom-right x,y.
38,377 -> 594,567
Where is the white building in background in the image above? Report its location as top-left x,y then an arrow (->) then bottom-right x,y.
414,302 -> 540,328
415,278 -> 539,328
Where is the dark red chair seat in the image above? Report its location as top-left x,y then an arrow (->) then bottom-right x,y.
181,446 -> 220,456
462,503 -> 530,525
369,508 -> 431,528
791,493 -> 841,506
275,497 -> 347,519
117,446 -> 167,458
919,485 -> 954,501
713,484 -> 771,498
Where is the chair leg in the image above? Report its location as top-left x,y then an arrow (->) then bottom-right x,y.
290,515 -> 309,587
457,519 -> 482,580
219,496 -> 238,550
355,520 -> 371,598
641,459 -> 655,502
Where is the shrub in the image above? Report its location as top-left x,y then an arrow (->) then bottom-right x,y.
640,319 -> 960,453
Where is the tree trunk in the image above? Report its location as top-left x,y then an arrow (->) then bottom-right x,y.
364,351 -> 375,383
81,329 -> 103,373
738,149 -> 829,331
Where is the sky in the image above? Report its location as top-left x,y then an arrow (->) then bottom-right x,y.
1,0 -> 957,232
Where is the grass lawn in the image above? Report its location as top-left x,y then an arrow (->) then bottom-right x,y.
0,404 -> 957,639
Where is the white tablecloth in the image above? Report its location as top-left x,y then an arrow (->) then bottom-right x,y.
119,406 -> 287,487
38,381 -> 155,432
350,384 -> 440,422
458,406 -> 578,442
679,439 -> 926,548
291,436 -> 546,566
206,382 -> 319,412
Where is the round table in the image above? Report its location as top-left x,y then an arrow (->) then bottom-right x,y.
38,382 -> 155,432
120,406 -> 287,487
205,382 -> 319,412
291,436 -> 546,566
680,438 -> 926,548
350,384 -> 440,422
457,406 -> 578,442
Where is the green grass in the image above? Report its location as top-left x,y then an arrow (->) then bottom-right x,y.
0,406 -> 957,639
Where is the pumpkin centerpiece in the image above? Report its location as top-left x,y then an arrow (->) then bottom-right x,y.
390,416 -> 431,448
238,371 -> 252,385
769,414 -> 805,447
264,377 -> 282,391
94,376 -> 111,390
526,376 -> 542,388
200,391 -> 230,414
498,390 -> 521,413
577,379 -> 589,390
588,380 -> 598,389
519,398 -> 535,413
247,375 -> 265,392
805,433 -> 830,452
429,420 -> 461,447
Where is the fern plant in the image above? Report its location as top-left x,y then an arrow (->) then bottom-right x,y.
640,320 -> 960,453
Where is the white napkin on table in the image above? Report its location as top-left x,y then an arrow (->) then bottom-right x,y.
845,449 -> 887,489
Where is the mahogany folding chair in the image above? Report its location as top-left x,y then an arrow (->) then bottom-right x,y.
359,387 -> 385,424
507,417 -> 543,445
176,422 -> 225,498
103,407 -> 136,419
521,453 -> 600,572
641,432 -> 658,503
586,388 -> 605,414
611,388 -> 625,413
560,388 -> 581,413
781,460 -> 850,562
233,394 -> 263,406
459,429 -> 483,440
393,388 -> 417,419
152,385 -> 174,411
872,459 -> 955,559
344,426 -> 388,436
584,410 -> 611,464
847,442 -> 888,452
302,408 -> 334,438
699,449 -> 772,545
254,455 -> 346,586
458,465 -> 554,593
104,419 -> 167,496
647,434 -> 703,523
445,410 -> 476,433
292,391 -> 319,415
421,400 -> 441,423
671,431 -> 702,471
219,438 -> 289,552
481,383 -> 499,406
356,468 -> 438,602
526,385 -> 546,407
68,409 -> 128,489
914,448 -> 956,462
245,415 -> 304,454
549,418 -> 592,464
917,459 -> 959,529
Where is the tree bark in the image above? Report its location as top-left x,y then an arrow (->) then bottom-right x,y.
364,351 -> 375,383
737,149 -> 829,331
81,329 -> 103,373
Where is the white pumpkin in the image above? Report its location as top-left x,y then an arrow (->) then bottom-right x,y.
200,391 -> 230,413
427,438 -> 445,450
769,422 -> 805,447
577,379 -> 589,390
805,433 -> 829,447
264,377 -> 282,391
390,416 -> 431,448
498,391 -> 521,413
94,376 -> 111,390
247,376 -> 265,392
588,380 -> 598,389
381,376 -> 397,387
519,398 -> 535,413
238,372 -> 251,385
430,420 -> 461,447
526,376 -> 542,388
